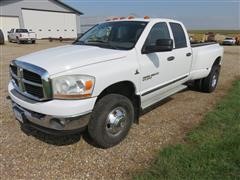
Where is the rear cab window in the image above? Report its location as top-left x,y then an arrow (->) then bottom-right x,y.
169,22 -> 187,49
16,29 -> 28,33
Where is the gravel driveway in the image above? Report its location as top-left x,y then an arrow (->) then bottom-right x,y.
0,41 -> 239,179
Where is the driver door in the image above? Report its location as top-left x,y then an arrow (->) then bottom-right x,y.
139,22 -> 179,108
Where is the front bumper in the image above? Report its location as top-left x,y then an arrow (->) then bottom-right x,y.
13,102 -> 90,134
222,41 -> 234,45
19,38 -> 35,41
13,102 -> 91,131
8,82 -> 96,133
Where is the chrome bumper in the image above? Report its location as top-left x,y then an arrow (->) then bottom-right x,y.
12,102 -> 91,133
19,38 -> 35,41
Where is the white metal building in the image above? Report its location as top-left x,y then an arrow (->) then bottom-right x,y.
0,0 -> 83,40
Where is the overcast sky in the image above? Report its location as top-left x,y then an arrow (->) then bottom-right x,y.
63,0 -> 240,30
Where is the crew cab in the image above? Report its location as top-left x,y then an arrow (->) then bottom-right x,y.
8,18 -> 223,148
8,29 -> 36,44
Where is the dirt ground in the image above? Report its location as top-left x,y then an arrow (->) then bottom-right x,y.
0,41 -> 239,179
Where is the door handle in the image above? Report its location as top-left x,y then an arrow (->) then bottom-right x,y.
186,52 -> 192,57
167,56 -> 175,61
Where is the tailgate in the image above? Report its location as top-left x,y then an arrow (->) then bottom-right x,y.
20,33 -> 35,38
28,32 -> 36,38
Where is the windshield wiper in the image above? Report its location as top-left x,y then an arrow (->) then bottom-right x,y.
86,40 -> 108,43
74,40 -> 122,50
73,40 -> 85,45
86,40 -> 121,50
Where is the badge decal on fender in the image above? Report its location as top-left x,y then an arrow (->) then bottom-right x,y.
142,72 -> 159,81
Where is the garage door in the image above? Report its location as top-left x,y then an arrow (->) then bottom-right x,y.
22,9 -> 77,39
0,16 -> 20,41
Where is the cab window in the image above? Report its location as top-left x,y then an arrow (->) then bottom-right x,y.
145,22 -> 170,46
170,23 -> 187,49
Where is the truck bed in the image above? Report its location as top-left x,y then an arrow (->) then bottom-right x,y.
190,42 -> 223,80
191,42 -> 218,48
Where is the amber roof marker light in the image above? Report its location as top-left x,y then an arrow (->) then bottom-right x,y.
128,16 -> 135,19
144,16 -> 150,19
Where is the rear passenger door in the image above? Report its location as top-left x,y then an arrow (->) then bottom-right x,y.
169,22 -> 192,78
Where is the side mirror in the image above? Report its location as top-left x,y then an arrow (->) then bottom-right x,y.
143,39 -> 173,54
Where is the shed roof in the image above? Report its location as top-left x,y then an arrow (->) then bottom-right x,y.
54,0 -> 83,15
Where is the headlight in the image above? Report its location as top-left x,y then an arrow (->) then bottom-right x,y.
52,75 -> 95,99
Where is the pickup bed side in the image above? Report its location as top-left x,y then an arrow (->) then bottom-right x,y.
190,43 -> 223,80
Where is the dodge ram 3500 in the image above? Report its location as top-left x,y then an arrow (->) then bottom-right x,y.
9,18 -> 223,148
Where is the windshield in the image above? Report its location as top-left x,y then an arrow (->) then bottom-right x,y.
74,21 -> 148,50
225,38 -> 233,40
16,29 -> 28,33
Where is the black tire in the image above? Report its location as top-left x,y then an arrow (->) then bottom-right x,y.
17,38 -> 21,44
88,94 -> 134,148
0,29 -> 4,45
32,40 -> 36,44
8,36 -> 11,43
201,65 -> 220,92
193,79 -> 202,91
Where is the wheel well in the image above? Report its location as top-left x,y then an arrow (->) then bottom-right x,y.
97,81 -> 141,123
213,56 -> 221,67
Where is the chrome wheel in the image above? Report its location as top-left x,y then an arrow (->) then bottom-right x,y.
211,73 -> 217,88
106,107 -> 127,136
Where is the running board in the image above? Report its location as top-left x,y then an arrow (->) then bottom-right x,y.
141,84 -> 188,109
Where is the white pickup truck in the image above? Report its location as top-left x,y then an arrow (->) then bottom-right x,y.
8,28 -> 36,44
9,18 -> 223,148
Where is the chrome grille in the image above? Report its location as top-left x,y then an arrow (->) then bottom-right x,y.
23,69 -> 42,84
10,60 -> 52,101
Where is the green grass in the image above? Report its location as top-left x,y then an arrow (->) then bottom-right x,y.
133,80 -> 240,180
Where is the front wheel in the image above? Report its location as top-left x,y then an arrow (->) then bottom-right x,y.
17,38 -> 21,44
88,94 -> 134,148
8,36 -> 11,43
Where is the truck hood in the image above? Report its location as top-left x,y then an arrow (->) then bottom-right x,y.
16,45 -> 127,75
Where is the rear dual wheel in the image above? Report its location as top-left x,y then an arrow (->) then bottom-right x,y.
194,64 -> 220,93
